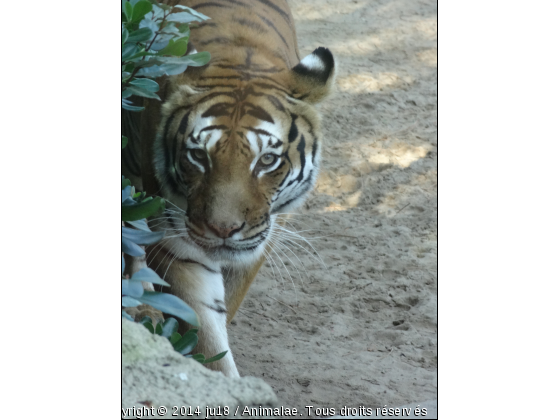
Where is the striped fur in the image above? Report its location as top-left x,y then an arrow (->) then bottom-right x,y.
122,0 -> 335,377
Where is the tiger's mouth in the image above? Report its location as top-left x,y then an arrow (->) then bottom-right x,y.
155,210 -> 269,262
187,230 -> 263,252
182,222 -> 269,261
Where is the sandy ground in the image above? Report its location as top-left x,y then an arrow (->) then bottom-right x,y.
228,0 -> 437,417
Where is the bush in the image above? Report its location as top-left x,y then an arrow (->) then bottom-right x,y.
121,0 -> 225,363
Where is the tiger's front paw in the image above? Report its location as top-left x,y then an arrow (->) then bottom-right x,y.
124,304 -> 164,327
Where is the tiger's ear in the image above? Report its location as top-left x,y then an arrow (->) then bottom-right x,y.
288,47 -> 335,103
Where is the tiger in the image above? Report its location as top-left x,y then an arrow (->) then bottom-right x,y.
122,0 -> 335,377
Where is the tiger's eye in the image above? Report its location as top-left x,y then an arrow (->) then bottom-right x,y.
260,154 -> 276,166
192,149 -> 206,161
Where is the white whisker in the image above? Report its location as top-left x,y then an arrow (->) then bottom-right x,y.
269,231 -> 310,285
267,239 -> 297,303
268,235 -> 306,289
274,226 -> 327,268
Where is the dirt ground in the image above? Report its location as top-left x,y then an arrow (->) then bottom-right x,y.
228,0 -> 437,417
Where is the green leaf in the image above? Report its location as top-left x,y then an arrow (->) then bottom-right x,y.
159,63 -> 190,76
142,320 -> 154,334
123,85 -> 161,100
122,279 -> 144,298
124,1 -> 133,22
176,35 -> 190,45
141,52 -> 211,70
161,318 -> 179,338
126,27 -> 153,43
122,100 -> 145,112
129,78 -> 159,92
171,5 -> 210,21
139,16 -> 159,36
122,226 -> 164,245
136,57 -> 204,77
167,12 -> 201,24
191,353 -> 205,363
151,36 -> 176,51
122,197 -> 136,207
169,332 -> 182,344
130,267 -> 170,287
158,39 -> 188,57
122,196 -> 165,221
122,43 -> 138,60
127,51 -> 157,61
202,351 -> 228,364
155,322 -> 163,335
122,296 -> 142,307
122,135 -> 128,149
122,185 -> 132,203
153,7 -> 166,21
122,176 -> 131,189
137,51 -> 212,77
122,236 -> 145,257
125,219 -> 151,232
176,22 -> 191,34
173,331 -> 198,355
182,51 -> 211,67
131,57 -> 167,68
135,65 -> 168,78
122,26 -> 129,45
134,191 -> 147,201
131,0 -> 152,23
123,62 -> 136,74
136,291 -> 199,326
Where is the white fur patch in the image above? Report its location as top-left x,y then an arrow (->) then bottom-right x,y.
181,265 -> 239,377
192,116 -> 215,140
300,53 -> 325,71
205,129 -> 223,151
246,131 -> 261,157
256,121 -> 282,140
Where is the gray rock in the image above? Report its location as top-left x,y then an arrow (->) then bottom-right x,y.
122,319 -> 278,419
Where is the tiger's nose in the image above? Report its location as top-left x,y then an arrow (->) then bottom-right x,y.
206,222 -> 244,238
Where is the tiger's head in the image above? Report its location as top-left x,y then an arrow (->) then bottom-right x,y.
152,48 -> 335,265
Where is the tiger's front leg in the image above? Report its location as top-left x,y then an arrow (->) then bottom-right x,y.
151,250 -> 239,378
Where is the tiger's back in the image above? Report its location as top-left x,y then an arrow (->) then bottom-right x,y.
185,0 -> 301,68
123,0 -> 335,377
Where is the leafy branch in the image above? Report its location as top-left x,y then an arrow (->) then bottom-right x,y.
121,0 -> 211,326
121,0 -> 211,110
140,317 -> 227,365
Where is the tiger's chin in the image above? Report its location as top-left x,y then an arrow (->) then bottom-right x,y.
186,232 -> 267,267
206,244 -> 265,266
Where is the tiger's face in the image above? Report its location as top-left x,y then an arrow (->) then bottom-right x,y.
152,48 -> 335,266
